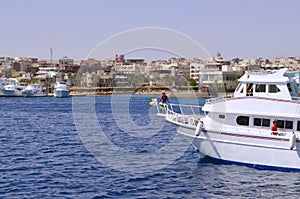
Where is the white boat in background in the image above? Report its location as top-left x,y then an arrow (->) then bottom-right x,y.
22,84 -> 47,97
164,68 -> 300,170
3,84 -> 25,97
53,82 -> 69,98
0,78 -> 10,96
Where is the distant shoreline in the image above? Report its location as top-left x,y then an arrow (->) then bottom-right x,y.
69,91 -> 233,98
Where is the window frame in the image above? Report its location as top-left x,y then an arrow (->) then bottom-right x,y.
255,84 -> 266,93
297,121 -> 300,131
285,120 -> 293,129
269,84 -> 280,93
253,118 -> 262,126
236,116 -> 250,126
262,119 -> 270,127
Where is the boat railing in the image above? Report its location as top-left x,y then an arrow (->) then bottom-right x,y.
163,103 -> 204,126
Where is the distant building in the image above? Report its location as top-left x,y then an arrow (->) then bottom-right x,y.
114,74 -> 130,87
126,58 -> 144,65
272,57 -> 300,70
80,59 -> 101,73
19,62 -> 32,73
114,63 -> 136,74
177,63 -> 190,79
98,74 -> 113,87
59,56 -> 74,65
199,53 -> 242,91
86,72 -> 98,87
58,56 -> 80,73
190,62 -> 205,83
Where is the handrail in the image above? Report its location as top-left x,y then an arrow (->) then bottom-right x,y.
164,104 -> 296,137
164,103 -> 205,126
162,103 -> 300,139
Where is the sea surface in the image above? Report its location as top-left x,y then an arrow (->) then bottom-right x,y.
0,96 -> 300,199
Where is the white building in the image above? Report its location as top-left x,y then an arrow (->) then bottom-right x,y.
59,56 -> 74,65
160,63 -> 178,70
86,72 -> 98,87
198,53 -> 241,91
190,62 -> 205,82
114,63 -> 136,74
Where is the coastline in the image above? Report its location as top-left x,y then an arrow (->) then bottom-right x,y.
67,86 -> 233,98
69,90 -> 233,98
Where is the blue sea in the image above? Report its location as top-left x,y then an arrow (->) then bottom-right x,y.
1,96 -> 299,199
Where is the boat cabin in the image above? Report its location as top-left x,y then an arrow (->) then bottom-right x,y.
233,68 -> 299,100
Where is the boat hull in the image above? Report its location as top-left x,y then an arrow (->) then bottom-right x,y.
54,90 -> 69,98
0,89 -> 4,97
175,124 -> 300,170
3,89 -> 23,97
22,92 -> 47,97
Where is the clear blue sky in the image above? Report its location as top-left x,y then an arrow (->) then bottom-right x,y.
1,0 -> 299,61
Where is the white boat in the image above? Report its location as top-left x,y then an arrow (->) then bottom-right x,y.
22,84 -> 47,97
0,78 -> 10,96
3,84 -> 25,97
164,68 -> 300,170
53,82 -> 69,98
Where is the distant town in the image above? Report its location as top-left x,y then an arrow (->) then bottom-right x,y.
1,52 -> 300,96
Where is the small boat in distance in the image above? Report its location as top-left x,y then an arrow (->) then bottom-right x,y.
2,79 -> 25,97
22,84 -> 47,97
163,68 -> 300,170
53,82 -> 69,98
3,84 -> 25,97
0,78 -> 10,96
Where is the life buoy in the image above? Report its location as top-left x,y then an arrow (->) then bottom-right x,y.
195,121 -> 203,136
289,132 -> 296,150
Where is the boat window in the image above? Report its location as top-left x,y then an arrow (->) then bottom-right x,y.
297,121 -> 300,131
255,84 -> 266,92
276,120 -> 284,128
262,119 -> 270,127
236,116 -> 249,126
253,118 -> 270,127
219,114 -> 225,119
253,118 -> 261,126
287,83 -> 292,92
246,83 -> 253,96
285,121 -> 293,129
235,83 -> 242,92
269,85 -> 280,93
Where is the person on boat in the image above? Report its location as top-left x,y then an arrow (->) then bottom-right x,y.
271,120 -> 279,136
158,92 -> 169,113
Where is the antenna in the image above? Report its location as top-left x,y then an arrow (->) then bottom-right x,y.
50,48 -> 53,65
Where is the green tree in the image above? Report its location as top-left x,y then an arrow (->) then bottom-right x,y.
187,78 -> 197,87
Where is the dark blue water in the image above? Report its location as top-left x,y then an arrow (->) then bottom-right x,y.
0,96 -> 299,198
